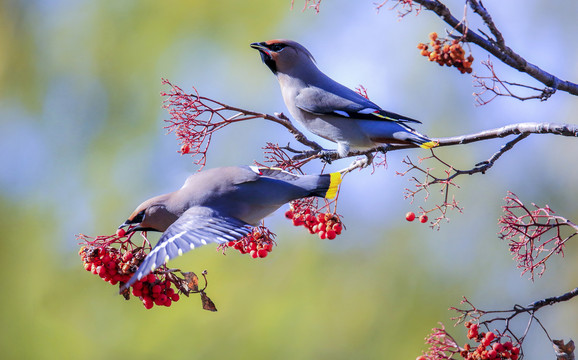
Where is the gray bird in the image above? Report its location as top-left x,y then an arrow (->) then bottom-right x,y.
250,39 -> 437,158
118,166 -> 342,289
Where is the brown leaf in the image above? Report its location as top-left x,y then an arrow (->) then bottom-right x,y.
182,271 -> 199,292
200,291 -> 217,312
553,339 -> 575,360
119,283 -> 130,300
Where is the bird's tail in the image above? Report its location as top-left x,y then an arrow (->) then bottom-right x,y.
308,172 -> 342,199
418,140 -> 439,149
399,123 -> 439,149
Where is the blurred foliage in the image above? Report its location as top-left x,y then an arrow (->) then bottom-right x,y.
0,0 -> 577,359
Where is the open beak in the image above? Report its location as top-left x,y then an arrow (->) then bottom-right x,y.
118,220 -> 139,235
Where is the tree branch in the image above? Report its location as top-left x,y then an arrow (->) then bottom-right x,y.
412,0 -> 578,96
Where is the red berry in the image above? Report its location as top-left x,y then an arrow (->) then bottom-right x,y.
96,266 -> 107,277
171,293 -> 180,302
406,212 -> 416,222
146,274 -> 156,283
326,230 -> 336,240
419,214 -> 428,223
250,250 -> 259,258
133,281 -> 143,290
152,285 -> 162,293
318,231 -> 326,240
503,341 -> 513,350
143,298 -> 154,309
122,252 -> 133,262
485,331 -> 496,342
257,249 -> 268,258
132,288 -> 142,297
482,337 -> 491,347
486,349 -> 497,359
493,343 -> 504,353
332,223 -> 342,234
180,144 -> 191,154
284,210 -> 294,219
164,298 -> 172,307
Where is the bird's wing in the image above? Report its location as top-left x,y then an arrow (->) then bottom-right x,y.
295,86 -> 421,124
123,207 -> 252,289
248,166 -> 300,181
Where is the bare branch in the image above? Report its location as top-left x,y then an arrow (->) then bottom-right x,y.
499,192 -> 578,280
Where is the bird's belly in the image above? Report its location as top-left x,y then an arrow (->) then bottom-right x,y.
297,113 -> 375,148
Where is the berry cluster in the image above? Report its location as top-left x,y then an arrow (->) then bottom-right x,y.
78,232 -> 215,310
418,32 -> 474,74
462,322 -> 520,360
406,211 -> 429,224
129,274 -> 180,309
219,226 -> 276,259
79,245 -> 135,286
285,201 -> 343,240
79,240 -> 181,309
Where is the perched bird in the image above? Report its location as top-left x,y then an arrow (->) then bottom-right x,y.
118,166 -> 342,289
250,39 -> 437,158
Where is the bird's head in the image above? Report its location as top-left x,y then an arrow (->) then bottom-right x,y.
250,39 -> 316,76
118,194 -> 177,235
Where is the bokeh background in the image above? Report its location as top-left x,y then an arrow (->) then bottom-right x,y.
1,0 -> 577,359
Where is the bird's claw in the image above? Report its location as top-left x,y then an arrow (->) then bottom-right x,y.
377,145 -> 392,154
318,149 -> 338,164
349,153 -> 373,170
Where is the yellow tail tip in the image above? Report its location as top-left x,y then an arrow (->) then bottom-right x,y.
420,140 -> 439,149
325,172 -> 342,199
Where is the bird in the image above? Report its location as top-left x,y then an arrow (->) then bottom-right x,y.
250,39 -> 438,158
118,165 -> 342,289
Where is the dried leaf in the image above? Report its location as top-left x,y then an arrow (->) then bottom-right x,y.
119,283 -> 130,300
201,291 -> 217,312
182,271 -> 199,292
553,339 -> 575,360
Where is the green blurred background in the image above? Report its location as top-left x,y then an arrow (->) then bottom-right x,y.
1,0 -> 577,359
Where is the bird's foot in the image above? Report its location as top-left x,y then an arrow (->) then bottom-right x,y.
345,153 -> 373,172
377,144 -> 392,154
318,149 -> 338,164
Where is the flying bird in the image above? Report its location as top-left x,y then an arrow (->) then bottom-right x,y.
118,166 -> 342,289
251,39 -> 437,158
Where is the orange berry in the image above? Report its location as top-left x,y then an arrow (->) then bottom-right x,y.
429,32 -> 438,41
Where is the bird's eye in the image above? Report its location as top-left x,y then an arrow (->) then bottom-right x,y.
268,43 -> 287,52
133,210 -> 145,223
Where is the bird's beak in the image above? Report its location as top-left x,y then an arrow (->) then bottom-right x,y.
250,42 -> 271,58
118,220 -> 139,235
250,42 -> 268,52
